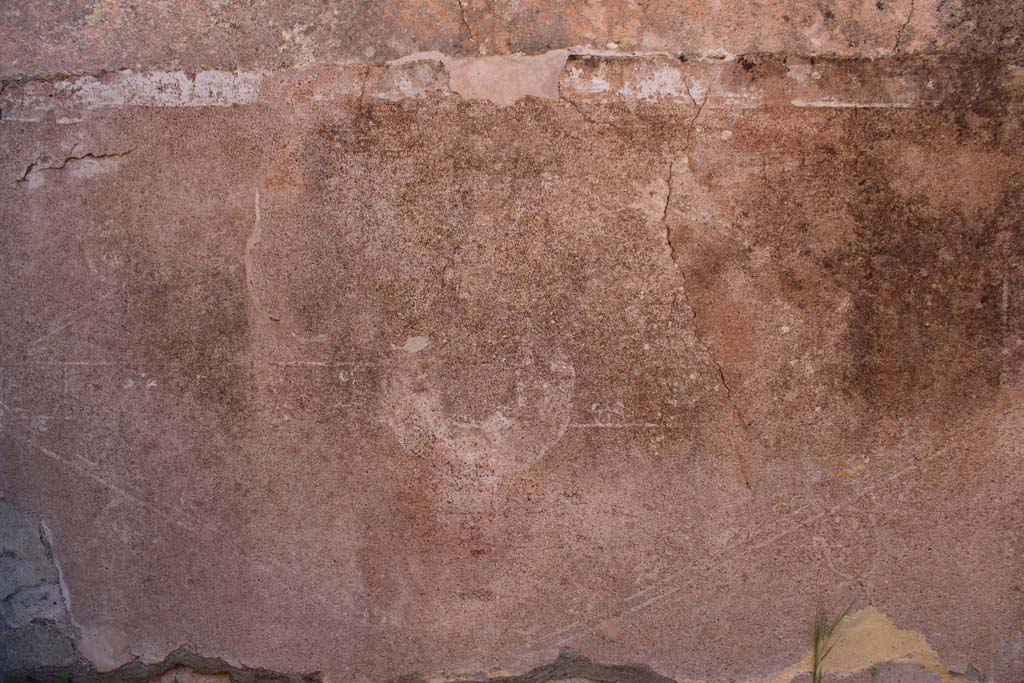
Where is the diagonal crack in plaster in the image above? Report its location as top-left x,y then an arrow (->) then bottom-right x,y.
556,93 -> 633,136
659,164 -> 742,393
661,160 -> 676,227
684,89 -> 707,152
893,0 -> 916,52
662,208 -> 737,402
663,227 -> 755,489
455,0 -> 483,55
661,103 -> 762,491
661,103 -> 731,399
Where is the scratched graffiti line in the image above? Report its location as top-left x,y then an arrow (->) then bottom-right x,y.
0,369 -> 16,414
0,290 -> 119,366
0,369 -> 207,536
520,438 -> 958,653
537,443 -> 951,648
0,358 -> 378,540
568,423 -> 663,428
16,434 -> 204,535
17,428 -> 275,560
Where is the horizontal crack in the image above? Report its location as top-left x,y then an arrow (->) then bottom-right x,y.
16,149 -> 134,185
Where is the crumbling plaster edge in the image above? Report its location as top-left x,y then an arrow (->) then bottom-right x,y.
3,48 -> 1015,122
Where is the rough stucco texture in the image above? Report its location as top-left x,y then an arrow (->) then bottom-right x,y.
1,3 -> 1023,683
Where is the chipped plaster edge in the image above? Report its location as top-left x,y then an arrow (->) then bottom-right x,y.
415,607 -> 966,683
3,49 -> 1015,119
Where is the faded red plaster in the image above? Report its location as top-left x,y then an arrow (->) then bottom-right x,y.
1,7 -> 1023,683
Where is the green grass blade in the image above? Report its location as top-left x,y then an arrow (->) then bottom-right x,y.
828,605 -> 851,635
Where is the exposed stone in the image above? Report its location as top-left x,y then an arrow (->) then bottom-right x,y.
418,650 -> 676,683
0,644 -> 321,683
77,623 -> 136,673
0,501 -> 61,601
442,50 -> 569,105
0,502 -> 77,673
1,582 -> 69,628
148,667 -> 232,683
834,663 -> 943,682
0,621 -> 80,672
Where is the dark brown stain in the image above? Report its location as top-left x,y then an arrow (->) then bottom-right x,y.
123,236 -> 253,421
837,148 -> 1022,419
939,0 -> 1024,57
675,97 -> 1022,431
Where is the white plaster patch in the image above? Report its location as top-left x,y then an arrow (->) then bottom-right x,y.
369,60 -> 449,101
67,70 -> 261,108
786,61 -> 813,83
2,70 -> 261,120
443,50 -> 569,106
66,155 -> 125,179
790,98 -> 915,108
619,63 -> 687,100
398,335 -> 432,353
76,622 -> 135,672
383,344 -> 576,492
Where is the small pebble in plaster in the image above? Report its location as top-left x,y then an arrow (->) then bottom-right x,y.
399,336 -> 432,353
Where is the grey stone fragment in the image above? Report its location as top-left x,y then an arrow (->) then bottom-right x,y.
0,502 -> 59,601
0,621 -> 79,672
0,501 -> 75,675
1,582 -> 68,628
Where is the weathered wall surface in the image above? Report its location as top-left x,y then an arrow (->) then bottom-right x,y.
1,3 -> 1023,683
